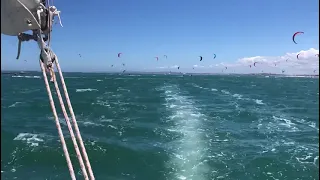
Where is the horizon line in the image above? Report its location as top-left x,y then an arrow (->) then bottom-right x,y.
1,70 -> 318,76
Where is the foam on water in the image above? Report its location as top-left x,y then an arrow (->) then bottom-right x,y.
13,133 -> 44,147
190,83 -> 265,105
161,84 -> 210,180
8,102 -> 23,108
12,75 -> 41,79
76,88 -> 98,92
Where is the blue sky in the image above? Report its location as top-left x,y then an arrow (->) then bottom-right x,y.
1,0 -> 319,72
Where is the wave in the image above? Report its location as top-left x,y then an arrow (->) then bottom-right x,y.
76,88 -> 98,92
12,75 -> 41,79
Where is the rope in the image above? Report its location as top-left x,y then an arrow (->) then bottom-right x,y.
55,58 -> 96,180
39,60 -> 76,180
39,56 -> 95,179
40,58 -> 96,179
50,67 -> 89,180
12,0 -> 95,178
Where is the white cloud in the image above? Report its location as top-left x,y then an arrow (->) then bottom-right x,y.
221,48 -> 319,74
238,48 -> 318,66
210,62 -> 243,69
156,65 -> 180,69
193,64 -> 204,68
238,56 -> 268,65
157,48 -> 318,74
170,65 -> 179,69
156,66 -> 167,69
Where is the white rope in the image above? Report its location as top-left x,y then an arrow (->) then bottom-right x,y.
50,66 -> 89,180
41,56 -> 96,179
55,58 -> 96,180
39,60 -> 76,180
5,0 -> 96,178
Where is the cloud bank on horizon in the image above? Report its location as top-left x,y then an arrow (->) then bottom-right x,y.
157,48 -> 319,75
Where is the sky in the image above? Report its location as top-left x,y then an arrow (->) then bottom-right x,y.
1,0 -> 319,74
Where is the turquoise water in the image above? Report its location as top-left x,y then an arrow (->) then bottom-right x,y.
1,72 -> 319,180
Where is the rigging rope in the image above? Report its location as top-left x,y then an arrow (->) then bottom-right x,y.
49,66 -> 89,180
10,0 -> 96,178
39,29 -> 95,180
39,61 -> 76,180
39,12 -> 95,180
55,58 -> 96,180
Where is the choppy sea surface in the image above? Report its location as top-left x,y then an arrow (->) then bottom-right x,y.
1,72 -> 319,180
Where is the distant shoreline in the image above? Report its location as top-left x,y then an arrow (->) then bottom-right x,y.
1,70 -> 318,77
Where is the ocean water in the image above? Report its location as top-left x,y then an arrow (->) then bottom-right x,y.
1,72 -> 319,180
